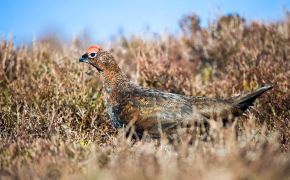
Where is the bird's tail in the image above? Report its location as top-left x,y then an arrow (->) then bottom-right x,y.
232,85 -> 273,112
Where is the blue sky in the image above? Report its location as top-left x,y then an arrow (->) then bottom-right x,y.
1,0 -> 289,45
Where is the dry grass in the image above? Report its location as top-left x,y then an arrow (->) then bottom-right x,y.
1,12 -> 290,179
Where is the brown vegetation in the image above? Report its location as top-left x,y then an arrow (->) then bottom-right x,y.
0,12 -> 290,179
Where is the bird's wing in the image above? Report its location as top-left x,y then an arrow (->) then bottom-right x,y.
122,85 -> 208,136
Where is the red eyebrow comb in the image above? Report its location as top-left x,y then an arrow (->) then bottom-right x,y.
87,46 -> 101,54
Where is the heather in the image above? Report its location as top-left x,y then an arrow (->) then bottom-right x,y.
0,13 -> 290,179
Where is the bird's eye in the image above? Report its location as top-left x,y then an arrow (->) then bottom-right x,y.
89,52 -> 96,58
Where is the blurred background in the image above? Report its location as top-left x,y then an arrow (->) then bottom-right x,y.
2,1 -> 290,179
1,0 -> 290,45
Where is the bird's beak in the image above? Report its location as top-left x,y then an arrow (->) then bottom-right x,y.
79,53 -> 90,63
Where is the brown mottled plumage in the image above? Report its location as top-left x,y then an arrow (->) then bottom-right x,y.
79,46 -> 273,139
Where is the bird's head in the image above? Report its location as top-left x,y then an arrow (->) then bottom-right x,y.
79,46 -> 118,72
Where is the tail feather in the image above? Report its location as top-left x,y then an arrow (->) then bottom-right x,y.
233,85 -> 273,112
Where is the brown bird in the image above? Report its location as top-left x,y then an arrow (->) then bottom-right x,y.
79,46 -> 273,139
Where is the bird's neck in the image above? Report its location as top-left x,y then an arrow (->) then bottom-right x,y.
100,65 -> 131,92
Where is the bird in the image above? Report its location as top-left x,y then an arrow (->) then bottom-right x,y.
79,45 -> 273,139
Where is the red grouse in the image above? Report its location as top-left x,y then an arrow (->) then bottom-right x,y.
79,46 -> 273,139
